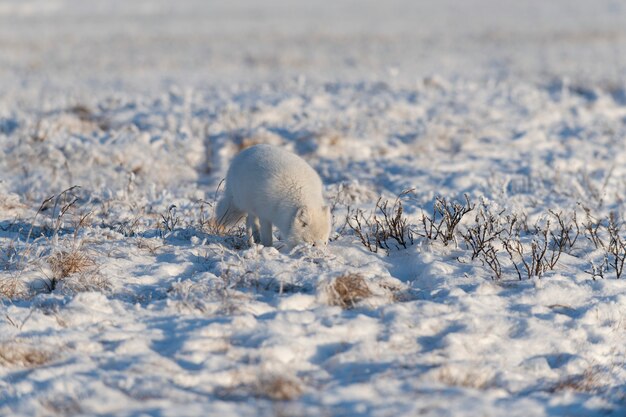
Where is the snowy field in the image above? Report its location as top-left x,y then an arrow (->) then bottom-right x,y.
1,1 -> 626,416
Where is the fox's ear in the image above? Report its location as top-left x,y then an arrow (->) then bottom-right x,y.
296,207 -> 310,227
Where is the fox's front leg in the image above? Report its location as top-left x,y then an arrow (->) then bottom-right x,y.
246,215 -> 261,245
260,220 -> 273,247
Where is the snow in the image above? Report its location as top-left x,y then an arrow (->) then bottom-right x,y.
1,0 -> 626,416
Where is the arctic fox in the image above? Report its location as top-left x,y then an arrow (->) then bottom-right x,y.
216,144 -> 331,248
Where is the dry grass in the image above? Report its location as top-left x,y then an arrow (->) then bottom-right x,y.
550,368 -> 603,393
436,366 -> 495,390
48,250 -> 95,279
217,368 -> 305,402
253,373 -> 304,401
62,272 -> 110,293
41,397 -> 83,416
195,191 -> 246,246
0,193 -> 26,211
0,341 -> 53,367
136,238 -> 163,255
326,273 -> 373,309
0,276 -> 28,299
203,216 -> 229,236
46,249 -> 108,293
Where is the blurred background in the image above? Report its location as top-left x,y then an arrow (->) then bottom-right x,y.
1,0 -> 626,206
1,0 -> 625,93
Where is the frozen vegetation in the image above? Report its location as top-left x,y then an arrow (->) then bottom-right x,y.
1,0 -> 626,416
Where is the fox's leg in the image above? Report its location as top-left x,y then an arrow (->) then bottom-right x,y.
246,215 -> 261,245
260,220 -> 273,247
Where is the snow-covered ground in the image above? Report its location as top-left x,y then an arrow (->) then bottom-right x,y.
1,1 -> 626,416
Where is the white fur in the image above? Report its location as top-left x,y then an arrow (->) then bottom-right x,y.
216,144 -> 331,248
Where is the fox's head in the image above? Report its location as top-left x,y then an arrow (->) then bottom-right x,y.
289,205 -> 331,247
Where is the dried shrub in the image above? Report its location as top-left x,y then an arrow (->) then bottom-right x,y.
549,210 -> 580,253
606,213 -> 626,279
347,191 -> 415,253
461,204 -> 581,280
346,208 -> 375,252
503,223 -> 562,280
462,205 -> 507,260
347,193 -> 475,253
326,273 -> 373,309
497,209 -> 580,280
0,341 -> 52,367
478,245 -> 503,280
581,207 -> 605,250
461,202 -> 513,280
418,194 -> 474,246
580,208 -> 626,279
503,231 -> 558,280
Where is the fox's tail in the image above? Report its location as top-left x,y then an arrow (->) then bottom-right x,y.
215,191 -> 245,228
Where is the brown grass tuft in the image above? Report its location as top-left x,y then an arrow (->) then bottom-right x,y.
437,366 -> 495,390
0,342 -> 53,367
327,273 -> 373,309
0,276 -> 28,299
45,249 -> 108,293
195,195 -> 246,244
254,373 -> 304,401
48,250 -> 95,279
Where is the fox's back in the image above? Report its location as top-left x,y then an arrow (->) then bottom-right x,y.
226,144 -> 323,207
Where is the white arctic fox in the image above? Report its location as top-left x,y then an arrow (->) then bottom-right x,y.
216,144 -> 331,248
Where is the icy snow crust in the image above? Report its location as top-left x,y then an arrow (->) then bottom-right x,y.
1,0 -> 626,416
